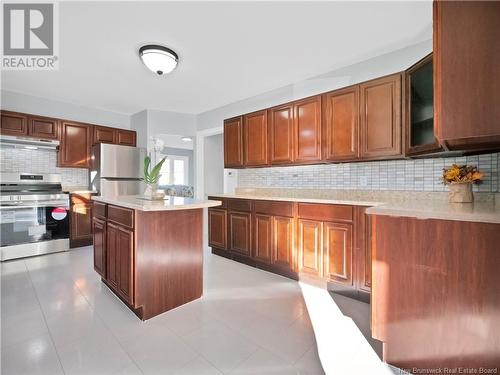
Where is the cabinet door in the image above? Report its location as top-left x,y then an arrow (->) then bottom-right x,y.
294,96 -> 322,163
229,211 -> 251,257
92,217 -> 106,277
268,104 -> 294,164
106,223 -> 119,289
224,116 -> 244,168
28,115 -> 59,140
93,126 -> 116,145
70,194 -> 93,248
244,110 -> 268,166
208,208 -> 227,250
298,219 -> 322,277
434,1 -> 500,150
323,86 -> 359,161
0,111 -> 27,136
59,121 -> 92,168
323,222 -> 353,286
272,216 -> 294,270
254,214 -> 272,263
117,226 -> 134,305
116,129 -> 136,146
360,74 -> 402,159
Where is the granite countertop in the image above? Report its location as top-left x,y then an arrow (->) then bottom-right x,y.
207,189 -> 500,224
92,195 -> 221,212
208,193 -> 382,207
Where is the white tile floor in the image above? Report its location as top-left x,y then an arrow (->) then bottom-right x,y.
1,247 -> 325,375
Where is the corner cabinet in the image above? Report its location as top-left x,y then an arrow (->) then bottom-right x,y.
224,116 -> 244,168
59,121 -> 92,168
360,74 -> 402,159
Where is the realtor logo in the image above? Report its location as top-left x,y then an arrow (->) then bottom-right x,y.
2,2 -> 59,69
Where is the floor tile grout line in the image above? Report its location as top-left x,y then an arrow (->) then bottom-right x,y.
74,277 -> 147,375
24,259 -> 67,375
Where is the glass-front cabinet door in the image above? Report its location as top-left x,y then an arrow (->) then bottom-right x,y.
405,53 -> 442,155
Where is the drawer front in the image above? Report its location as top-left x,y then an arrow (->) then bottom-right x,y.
297,203 -> 353,222
108,205 -> 134,229
208,196 -> 227,209
254,200 -> 294,217
228,199 -> 252,212
93,201 -> 107,219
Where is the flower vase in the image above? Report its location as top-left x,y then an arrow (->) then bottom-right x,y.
144,183 -> 165,200
448,182 -> 473,203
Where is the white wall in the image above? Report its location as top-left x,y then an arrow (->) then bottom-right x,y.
147,110 -> 197,136
130,110 -> 148,149
196,39 -> 432,131
1,90 -> 131,129
204,134 -> 224,195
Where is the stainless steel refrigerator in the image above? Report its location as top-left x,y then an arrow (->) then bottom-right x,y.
90,143 -> 145,197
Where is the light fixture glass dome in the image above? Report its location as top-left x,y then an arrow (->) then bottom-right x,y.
139,45 -> 178,75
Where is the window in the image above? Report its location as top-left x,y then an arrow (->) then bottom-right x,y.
158,155 -> 189,185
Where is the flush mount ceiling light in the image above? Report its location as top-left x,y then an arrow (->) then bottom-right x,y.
181,136 -> 193,142
139,45 -> 178,76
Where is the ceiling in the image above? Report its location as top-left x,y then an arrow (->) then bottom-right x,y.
1,1 -> 432,115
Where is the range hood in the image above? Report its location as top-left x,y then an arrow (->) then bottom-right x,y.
0,135 -> 59,150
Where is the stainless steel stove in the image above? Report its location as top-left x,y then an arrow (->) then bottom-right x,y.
0,173 -> 70,261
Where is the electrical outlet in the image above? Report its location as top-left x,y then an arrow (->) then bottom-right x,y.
359,176 -> 368,187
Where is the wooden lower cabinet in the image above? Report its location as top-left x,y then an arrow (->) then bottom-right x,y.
229,211 -> 252,257
208,198 -> 369,298
92,217 -> 106,277
106,222 -> 134,305
323,222 -> 353,286
70,193 -> 93,248
298,219 -> 322,277
208,209 -> 227,250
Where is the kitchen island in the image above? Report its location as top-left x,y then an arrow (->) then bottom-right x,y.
91,195 -> 221,320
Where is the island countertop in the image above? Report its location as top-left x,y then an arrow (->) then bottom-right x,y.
92,195 -> 221,211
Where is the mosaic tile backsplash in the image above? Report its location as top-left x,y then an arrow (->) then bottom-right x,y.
0,147 -> 89,187
238,153 -> 500,192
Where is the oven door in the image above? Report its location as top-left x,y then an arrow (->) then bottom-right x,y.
0,205 -> 70,247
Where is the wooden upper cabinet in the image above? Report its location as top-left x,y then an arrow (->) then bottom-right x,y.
268,103 -> 294,164
224,116 -> 244,168
243,110 -> 268,166
322,86 -> 359,161
93,126 -> 116,145
0,110 -> 27,136
28,115 -> 59,140
116,129 -> 136,146
294,96 -> 322,163
59,121 -> 92,168
434,1 -> 500,150
323,222 -> 353,286
360,73 -> 402,159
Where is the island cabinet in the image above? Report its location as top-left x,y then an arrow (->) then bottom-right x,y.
434,1 -> 500,151
370,214 -> 500,370
359,73 -> 402,160
224,116 -> 244,168
92,200 -> 207,320
208,196 -> 371,298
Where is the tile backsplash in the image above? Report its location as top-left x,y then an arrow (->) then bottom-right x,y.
238,153 -> 500,192
0,147 -> 89,187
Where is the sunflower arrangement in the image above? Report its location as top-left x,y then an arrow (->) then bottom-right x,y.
442,164 -> 484,185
